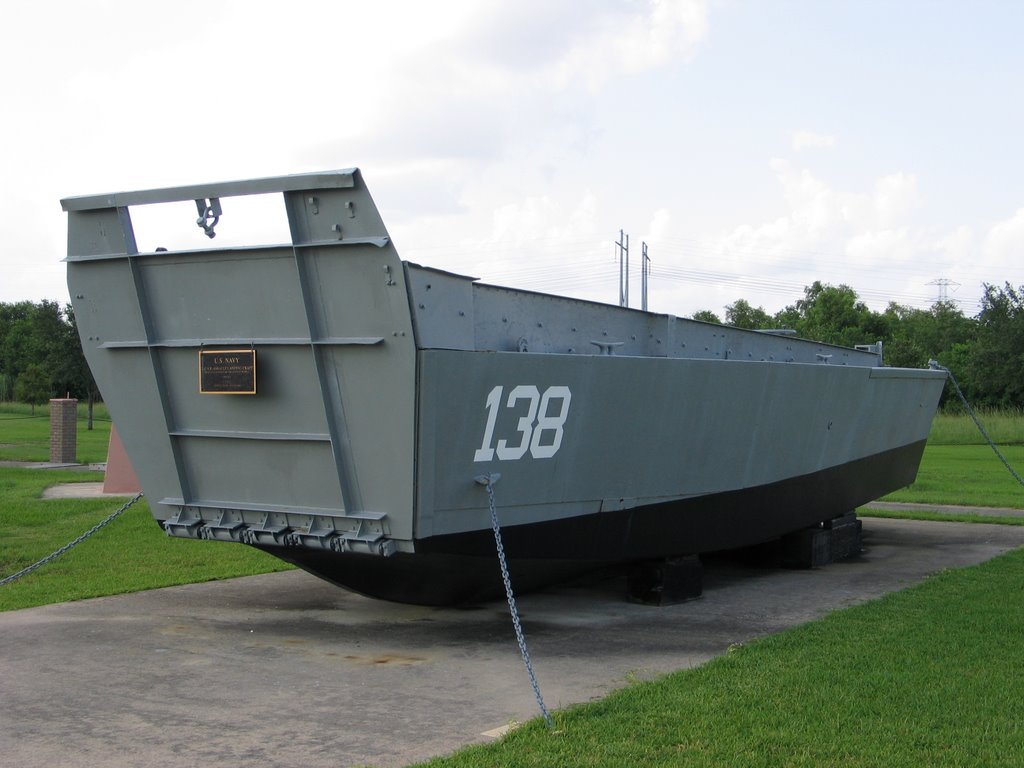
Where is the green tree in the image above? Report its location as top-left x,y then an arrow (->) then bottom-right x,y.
29,300 -> 69,396
725,299 -> 773,330
883,300 -> 977,407
14,363 -> 51,414
0,301 -> 37,386
0,301 -> 99,418
774,281 -> 889,348
56,305 -> 100,428
691,309 -> 722,324
883,300 -> 974,366
966,283 -> 1024,408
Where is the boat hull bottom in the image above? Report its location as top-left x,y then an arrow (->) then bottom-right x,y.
256,439 -> 926,605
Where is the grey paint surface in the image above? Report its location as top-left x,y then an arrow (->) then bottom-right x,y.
2,518 -> 1022,768
405,263 -> 883,365
66,171 -> 419,552
417,349 -> 943,536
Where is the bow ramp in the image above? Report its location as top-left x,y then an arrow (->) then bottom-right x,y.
64,170 -> 415,560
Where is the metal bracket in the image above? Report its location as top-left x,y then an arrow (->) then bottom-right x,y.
590,340 -> 624,355
195,197 -> 222,239
162,508 -> 204,537
161,505 -> 397,556
240,516 -> 292,545
197,508 -> 245,540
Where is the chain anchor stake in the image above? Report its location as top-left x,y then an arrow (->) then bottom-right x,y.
474,472 -> 554,729
0,493 -> 144,587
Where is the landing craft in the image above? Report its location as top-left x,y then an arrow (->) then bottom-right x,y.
62,170 -> 946,605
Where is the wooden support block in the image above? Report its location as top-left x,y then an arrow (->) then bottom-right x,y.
782,513 -> 862,568
627,555 -> 703,605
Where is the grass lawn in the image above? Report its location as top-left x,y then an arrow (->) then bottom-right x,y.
864,507 -> 1024,526
0,467 -> 291,612
0,401 -> 112,463
414,548 -> 1024,767
928,407 -> 1024,446
878,444 -> 1024,508
1,400 -> 292,610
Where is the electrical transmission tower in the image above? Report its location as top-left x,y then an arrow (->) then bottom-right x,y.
927,278 -> 960,303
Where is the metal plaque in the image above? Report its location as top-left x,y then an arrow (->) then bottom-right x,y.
199,349 -> 256,394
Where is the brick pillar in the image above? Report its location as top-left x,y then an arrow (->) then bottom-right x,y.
49,398 -> 78,464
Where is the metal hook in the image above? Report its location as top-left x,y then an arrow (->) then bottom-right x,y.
195,197 -> 222,239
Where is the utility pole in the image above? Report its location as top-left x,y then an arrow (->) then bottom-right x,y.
616,229 -> 630,307
641,241 -> 651,311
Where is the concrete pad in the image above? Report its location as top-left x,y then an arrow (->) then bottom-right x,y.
41,482 -> 134,499
0,461 -> 106,472
2,518 -> 1024,768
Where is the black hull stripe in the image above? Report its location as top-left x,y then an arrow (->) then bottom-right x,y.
257,440 -> 927,605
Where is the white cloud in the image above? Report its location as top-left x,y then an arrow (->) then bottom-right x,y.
931,226 -> 975,289
691,160 -> 977,312
337,0 -> 712,300
400,189 -> 613,297
770,159 -> 839,244
936,225 -> 974,258
979,208 -> 1024,287
792,131 -> 836,152
422,0 -> 709,96
872,172 -> 921,228
647,208 -> 673,242
546,0 -> 710,90
983,208 -> 1024,261
845,228 -> 920,266
4,0 -> 706,299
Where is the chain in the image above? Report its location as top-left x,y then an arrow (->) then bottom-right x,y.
476,473 -> 554,729
0,492 -> 144,587
932,362 -> 1024,488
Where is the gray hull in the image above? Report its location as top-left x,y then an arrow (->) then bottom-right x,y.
62,170 -> 946,604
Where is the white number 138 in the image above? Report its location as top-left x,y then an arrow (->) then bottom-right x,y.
473,385 -> 572,462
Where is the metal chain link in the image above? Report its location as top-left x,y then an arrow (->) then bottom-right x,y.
476,473 -> 554,729
0,492 -> 144,587
932,362 -> 1024,488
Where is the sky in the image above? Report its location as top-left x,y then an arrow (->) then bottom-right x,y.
2,0 -> 1022,319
